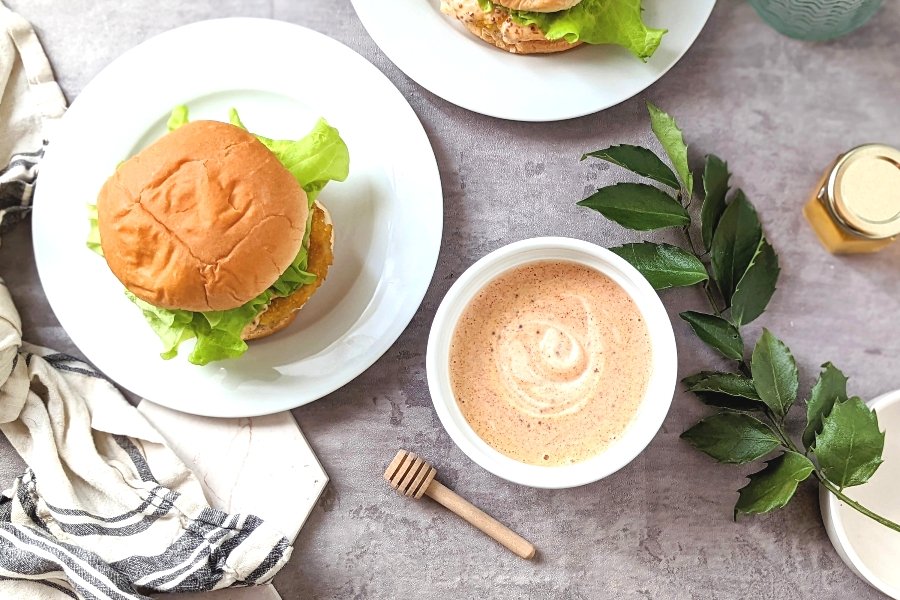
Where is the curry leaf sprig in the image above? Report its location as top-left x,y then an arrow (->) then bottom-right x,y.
578,102 -> 898,532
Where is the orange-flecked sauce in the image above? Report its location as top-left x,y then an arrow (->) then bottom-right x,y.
449,261 -> 652,466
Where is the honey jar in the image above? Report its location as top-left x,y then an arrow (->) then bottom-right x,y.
804,144 -> 900,254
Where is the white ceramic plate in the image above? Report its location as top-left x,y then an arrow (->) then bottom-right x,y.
350,0 -> 715,122
820,389 -> 900,599
32,18 -> 443,417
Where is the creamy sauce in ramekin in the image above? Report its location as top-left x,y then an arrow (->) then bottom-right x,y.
448,260 -> 652,466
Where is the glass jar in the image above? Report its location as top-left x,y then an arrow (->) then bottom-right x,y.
748,0 -> 884,41
804,144 -> 900,254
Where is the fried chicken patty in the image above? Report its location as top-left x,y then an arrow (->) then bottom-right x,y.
242,202 -> 334,340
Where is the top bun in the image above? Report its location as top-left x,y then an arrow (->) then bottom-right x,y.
494,0 -> 582,12
97,120 -> 308,312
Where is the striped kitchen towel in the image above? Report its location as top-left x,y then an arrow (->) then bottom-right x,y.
0,2 -> 65,242
0,277 -> 293,599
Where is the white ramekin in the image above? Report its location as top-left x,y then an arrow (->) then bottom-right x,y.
426,237 -> 678,489
820,389 -> 900,599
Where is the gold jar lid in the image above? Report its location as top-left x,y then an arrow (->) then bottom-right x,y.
825,144 -> 900,240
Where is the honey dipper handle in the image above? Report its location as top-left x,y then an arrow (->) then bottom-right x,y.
425,480 -> 536,560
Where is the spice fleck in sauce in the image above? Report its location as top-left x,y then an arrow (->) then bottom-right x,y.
449,260 -> 652,466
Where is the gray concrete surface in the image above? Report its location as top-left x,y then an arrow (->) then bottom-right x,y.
3,1 -> 900,598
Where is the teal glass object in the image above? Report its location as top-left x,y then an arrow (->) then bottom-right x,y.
748,0 -> 884,40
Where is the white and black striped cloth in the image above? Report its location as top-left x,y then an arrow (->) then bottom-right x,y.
0,141 -> 43,238
1,465 -> 291,599
1,0 -> 65,245
0,286 -> 293,600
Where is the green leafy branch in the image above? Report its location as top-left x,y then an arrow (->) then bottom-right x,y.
578,102 -> 897,532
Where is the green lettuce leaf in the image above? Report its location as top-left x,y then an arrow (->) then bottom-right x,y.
228,108 -> 350,204
87,204 -> 103,256
270,252 -> 318,296
97,106 -> 349,365
126,292 -> 198,360
126,291 -> 271,365
477,0 -> 494,11
509,0 -> 666,61
190,293 -> 271,365
167,105 -> 189,131
126,252 -> 319,366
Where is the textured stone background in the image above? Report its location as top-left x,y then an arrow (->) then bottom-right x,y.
3,1 -> 900,598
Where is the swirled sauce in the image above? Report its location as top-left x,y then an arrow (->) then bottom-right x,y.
449,260 -> 652,466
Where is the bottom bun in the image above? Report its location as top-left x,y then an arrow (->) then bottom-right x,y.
242,201 -> 334,341
441,0 -> 580,54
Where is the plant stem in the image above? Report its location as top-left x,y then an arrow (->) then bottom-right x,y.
770,417 -> 802,454
701,284 -> 722,317
681,225 -> 722,316
816,474 -> 900,533
681,224 -> 700,259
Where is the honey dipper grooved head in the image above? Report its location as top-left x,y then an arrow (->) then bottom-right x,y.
384,450 -> 437,499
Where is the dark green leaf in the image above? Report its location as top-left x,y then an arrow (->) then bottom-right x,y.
582,144 -> 680,190
682,371 -> 718,387
610,242 -> 707,290
735,451 -> 814,517
684,373 -> 761,411
701,154 -> 730,252
750,329 -> 799,419
815,397 -> 884,489
685,372 -> 760,401
730,237 -> 779,327
803,363 -> 850,450
682,413 -> 781,464
710,191 -> 762,305
578,183 -> 689,231
647,102 -> 693,197
694,391 -> 766,412
680,311 -> 744,360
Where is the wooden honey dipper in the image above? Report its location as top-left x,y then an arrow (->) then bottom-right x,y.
384,449 -> 536,560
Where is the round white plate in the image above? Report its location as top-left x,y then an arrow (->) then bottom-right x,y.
820,389 -> 900,600
351,0 -> 715,122
33,18 -> 443,417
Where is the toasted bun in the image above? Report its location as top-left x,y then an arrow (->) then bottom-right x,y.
242,202 -> 334,340
97,121 -> 308,312
495,0 -> 582,11
440,0 -> 580,54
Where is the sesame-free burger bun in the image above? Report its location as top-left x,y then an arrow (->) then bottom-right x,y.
97,120 -> 308,313
494,0 -> 582,11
